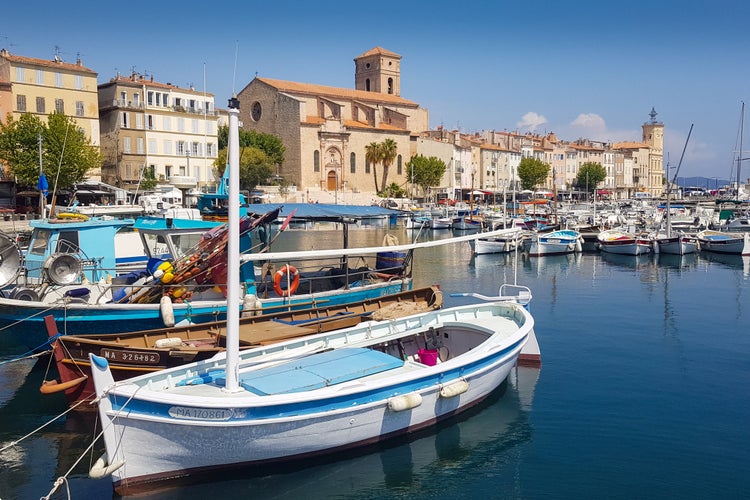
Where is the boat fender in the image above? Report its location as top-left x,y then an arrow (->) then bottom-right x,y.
440,380 -> 469,398
388,392 -> 423,412
273,265 -> 300,297
242,293 -> 262,317
160,295 -> 175,327
39,375 -> 88,394
10,287 -> 39,302
89,452 -> 125,479
155,337 -> 182,348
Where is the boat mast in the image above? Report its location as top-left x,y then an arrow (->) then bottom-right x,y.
224,96 -> 241,393
665,124 -> 693,237
737,101 -> 744,201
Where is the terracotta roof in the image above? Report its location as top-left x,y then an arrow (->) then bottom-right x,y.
0,50 -> 96,75
355,47 -> 402,59
612,141 -> 649,150
255,77 -> 417,107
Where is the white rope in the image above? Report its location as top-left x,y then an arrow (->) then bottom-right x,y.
0,398 -> 90,454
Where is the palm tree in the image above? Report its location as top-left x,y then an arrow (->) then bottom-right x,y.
379,138 -> 398,194
365,142 -> 383,193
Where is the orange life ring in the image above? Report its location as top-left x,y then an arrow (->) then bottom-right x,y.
273,265 -> 300,297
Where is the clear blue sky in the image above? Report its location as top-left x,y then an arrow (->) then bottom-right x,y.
4,0 -> 750,180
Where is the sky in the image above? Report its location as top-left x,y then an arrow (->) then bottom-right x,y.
4,0 -> 750,181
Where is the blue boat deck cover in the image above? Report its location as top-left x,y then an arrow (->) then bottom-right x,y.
239,347 -> 403,395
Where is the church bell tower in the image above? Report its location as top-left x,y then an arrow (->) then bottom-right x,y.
354,47 -> 401,96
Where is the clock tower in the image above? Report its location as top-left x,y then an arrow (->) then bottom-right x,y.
642,107 -> 665,195
354,47 -> 401,96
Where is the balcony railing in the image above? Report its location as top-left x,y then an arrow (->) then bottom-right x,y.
112,99 -> 144,110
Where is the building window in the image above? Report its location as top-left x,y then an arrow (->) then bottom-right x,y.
15,67 -> 24,82
206,143 -> 214,157
177,141 -> 185,155
121,112 -> 128,128
365,78 -> 370,91
55,72 -> 62,87
350,152 -> 356,173
164,140 -> 172,155
75,75 -> 83,89
55,98 -> 64,113
17,94 -> 26,112
75,101 -> 84,117
36,97 -> 45,113
148,139 -> 156,154
192,119 -> 199,133
177,118 -> 185,132
155,93 -> 161,106
137,138 -> 144,154
133,93 -> 140,106
147,92 -> 153,105
165,165 -> 172,178
123,137 -> 131,153
191,142 -> 199,156
163,116 -> 170,131
397,154 -> 402,175
120,91 -> 126,105
365,160 -> 370,174
314,150 -> 320,172
135,114 -> 143,129
36,69 -> 44,84
387,77 -> 393,94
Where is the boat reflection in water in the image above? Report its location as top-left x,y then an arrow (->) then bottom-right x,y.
699,252 -> 750,276
118,365 -> 540,498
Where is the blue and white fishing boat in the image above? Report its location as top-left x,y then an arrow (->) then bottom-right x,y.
696,229 -> 750,255
89,98 -> 540,495
525,229 -> 583,256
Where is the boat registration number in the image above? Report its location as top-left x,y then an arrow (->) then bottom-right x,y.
169,406 -> 234,421
100,348 -> 160,365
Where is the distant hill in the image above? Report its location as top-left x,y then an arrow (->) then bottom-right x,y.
675,176 -> 730,188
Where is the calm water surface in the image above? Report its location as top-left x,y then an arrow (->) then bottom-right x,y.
1,226 -> 748,499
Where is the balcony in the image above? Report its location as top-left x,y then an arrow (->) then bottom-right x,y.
112,99 -> 144,110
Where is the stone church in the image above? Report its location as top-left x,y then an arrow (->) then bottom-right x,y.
237,47 -> 428,196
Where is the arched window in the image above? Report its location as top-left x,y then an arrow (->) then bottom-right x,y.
387,78 -> 393,94
313,150 -> 320,172
365,159 -> 370,174
365,79 -> 371,91
397,154 -> 402,175
350,152 -> 356,173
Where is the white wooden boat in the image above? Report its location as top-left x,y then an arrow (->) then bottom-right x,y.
654,231 -> 698,255
89,98 -> 540,496
526,229 -> 583,256
597,228 -> 652,255
696,229 -> 750,255
90,297 -> 537,494
472,228 -> 526,255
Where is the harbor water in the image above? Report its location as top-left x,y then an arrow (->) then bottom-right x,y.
1,226 -> 748,499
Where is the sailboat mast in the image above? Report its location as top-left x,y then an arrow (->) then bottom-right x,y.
737,101 -> 744,201
224,96 -> 241,393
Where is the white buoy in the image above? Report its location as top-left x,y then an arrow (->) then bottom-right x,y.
160,295 -> 175,327
388,392 -> 423,411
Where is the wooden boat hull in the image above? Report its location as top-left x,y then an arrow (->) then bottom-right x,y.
90,300 -> 535,495
46,287 -> 443,408
655,235 -> 698,255
697,230 -> 750,255
526,230 -> 582,256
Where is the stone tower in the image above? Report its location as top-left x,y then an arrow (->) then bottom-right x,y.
354,47 -> 401,96
642,107 -> 665,195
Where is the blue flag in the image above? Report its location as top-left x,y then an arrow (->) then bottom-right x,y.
37,173 -> 49,196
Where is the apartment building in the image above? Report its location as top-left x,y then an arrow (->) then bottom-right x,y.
98,74 -> 218,191
0,48 -> 100,177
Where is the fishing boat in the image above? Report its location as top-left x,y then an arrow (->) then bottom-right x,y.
472,228 -> 526,255
89,97 -> 540,495
42,286 -> 443,408
653,124 -> 699,256
525,229 -> 583,256
597,228 -> 653,255
696,229 -> 750,255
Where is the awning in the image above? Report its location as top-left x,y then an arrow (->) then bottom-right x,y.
596,189 -> 612,195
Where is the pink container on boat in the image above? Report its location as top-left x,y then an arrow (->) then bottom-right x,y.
417,348 -> 439,366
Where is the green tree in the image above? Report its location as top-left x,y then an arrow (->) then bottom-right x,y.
217,126 -> 285,166
379,138 -> 398,193
0,112 -> 100,189
406,155 -> 446,196
575,162 -> 607,193
365,142 -> 383,193
517,157 -> 551,191
213,146 -> 274,191
380,182 -> 407,198
139,165 -> 158,191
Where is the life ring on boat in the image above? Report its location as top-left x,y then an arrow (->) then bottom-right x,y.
273,265 -> 300,297
56,212 -> 89,221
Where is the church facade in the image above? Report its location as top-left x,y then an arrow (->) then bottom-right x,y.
237,47 -> 428,195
